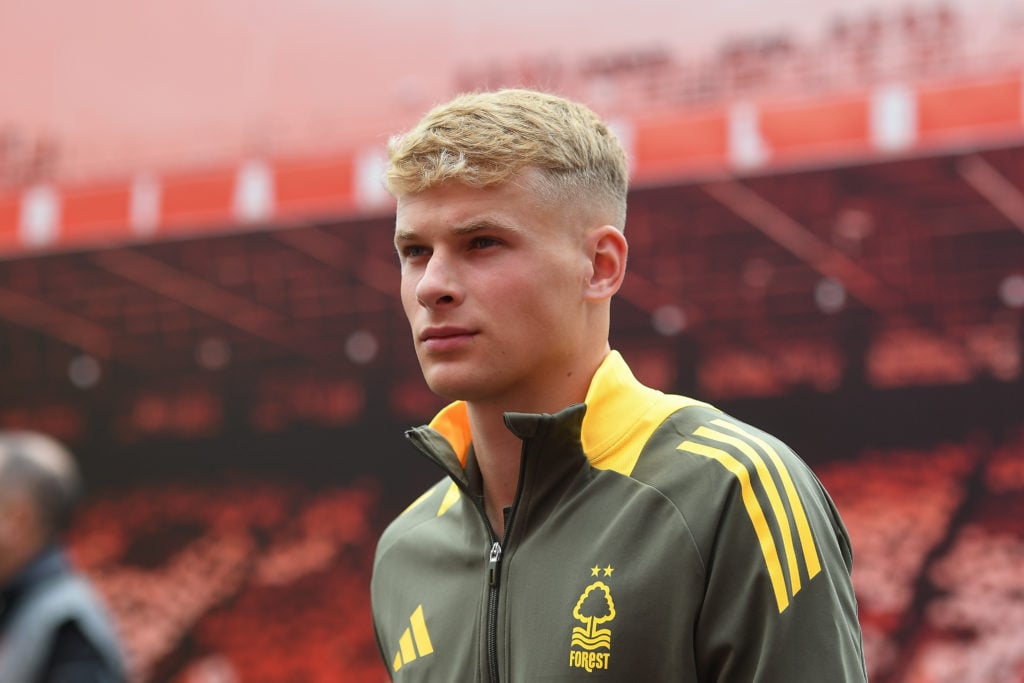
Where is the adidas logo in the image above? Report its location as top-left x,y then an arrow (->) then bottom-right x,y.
392,604 -> 434,672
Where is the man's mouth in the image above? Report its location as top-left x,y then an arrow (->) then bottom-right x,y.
419,326 -> 476,351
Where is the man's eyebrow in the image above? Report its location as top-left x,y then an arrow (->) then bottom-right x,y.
451,219 -> 519,235
394,228 -> 418,243
395,219 -> 519,243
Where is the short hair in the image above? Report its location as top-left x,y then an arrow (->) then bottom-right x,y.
0,432 -> 82,537
385,89 -> 629,230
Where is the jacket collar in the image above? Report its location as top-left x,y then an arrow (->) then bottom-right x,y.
424,350 -> 681,474
1,545 -> 66,624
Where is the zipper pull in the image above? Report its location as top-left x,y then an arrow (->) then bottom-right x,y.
488,541 -> 503,587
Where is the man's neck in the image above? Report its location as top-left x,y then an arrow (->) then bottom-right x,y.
463,346 -> 610,534
466,405 -> 523,534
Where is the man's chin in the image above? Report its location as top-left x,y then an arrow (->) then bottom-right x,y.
424,382 -> 474,402
422,371 -> 488,403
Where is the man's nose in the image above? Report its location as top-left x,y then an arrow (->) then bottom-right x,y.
415,252 -> 459,307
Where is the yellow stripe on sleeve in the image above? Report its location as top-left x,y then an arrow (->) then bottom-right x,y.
677,440 -> 790,613
709,419 -> 821,579
694,425 -> 802,596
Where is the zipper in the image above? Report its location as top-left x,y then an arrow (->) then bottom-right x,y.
406,426 -> 527,683
486,540 -> 503,683
486,503 -> 516,683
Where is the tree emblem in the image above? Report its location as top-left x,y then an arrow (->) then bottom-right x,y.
570,581 -> 616,650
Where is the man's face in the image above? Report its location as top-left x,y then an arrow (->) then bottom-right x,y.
0,481 -> 36,585
394,175 -> 592,409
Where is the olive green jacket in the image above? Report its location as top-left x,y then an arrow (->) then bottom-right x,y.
372,351 -> 867,681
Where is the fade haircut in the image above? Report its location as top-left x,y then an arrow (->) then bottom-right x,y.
385,89 -> 629,230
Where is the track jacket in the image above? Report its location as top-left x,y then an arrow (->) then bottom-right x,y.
0,547 -> 127,683
372,351 -> 867,682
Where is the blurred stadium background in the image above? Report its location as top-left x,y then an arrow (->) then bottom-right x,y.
2,1 -> 1023,681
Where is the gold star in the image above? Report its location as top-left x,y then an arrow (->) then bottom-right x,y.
603,565 -> 614,577
591,565 -> 601,577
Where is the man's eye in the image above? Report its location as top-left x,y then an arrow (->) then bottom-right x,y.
470,236 -> 500,249
400,245 -> 429,259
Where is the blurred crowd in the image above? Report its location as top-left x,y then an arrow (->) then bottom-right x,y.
819,430 -> 1024,683
66,482 -> 382,682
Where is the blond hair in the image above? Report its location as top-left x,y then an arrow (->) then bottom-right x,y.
385,89 -> 629,229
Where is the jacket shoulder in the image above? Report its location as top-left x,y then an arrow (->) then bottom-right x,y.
375,477 -> 461,556
632,404 -> 842,572
636,404 -> 816,494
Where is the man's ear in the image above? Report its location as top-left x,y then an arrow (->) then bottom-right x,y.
584,226 -> 628,301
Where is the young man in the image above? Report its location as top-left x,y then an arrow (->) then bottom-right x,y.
371,89 -> 867,682
0,431 -> 127,683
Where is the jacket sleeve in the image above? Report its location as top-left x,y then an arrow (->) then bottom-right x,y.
681,424 -> 868,682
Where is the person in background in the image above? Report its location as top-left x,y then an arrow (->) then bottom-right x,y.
370,87 -> 867,681
0,431 -> 127,683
